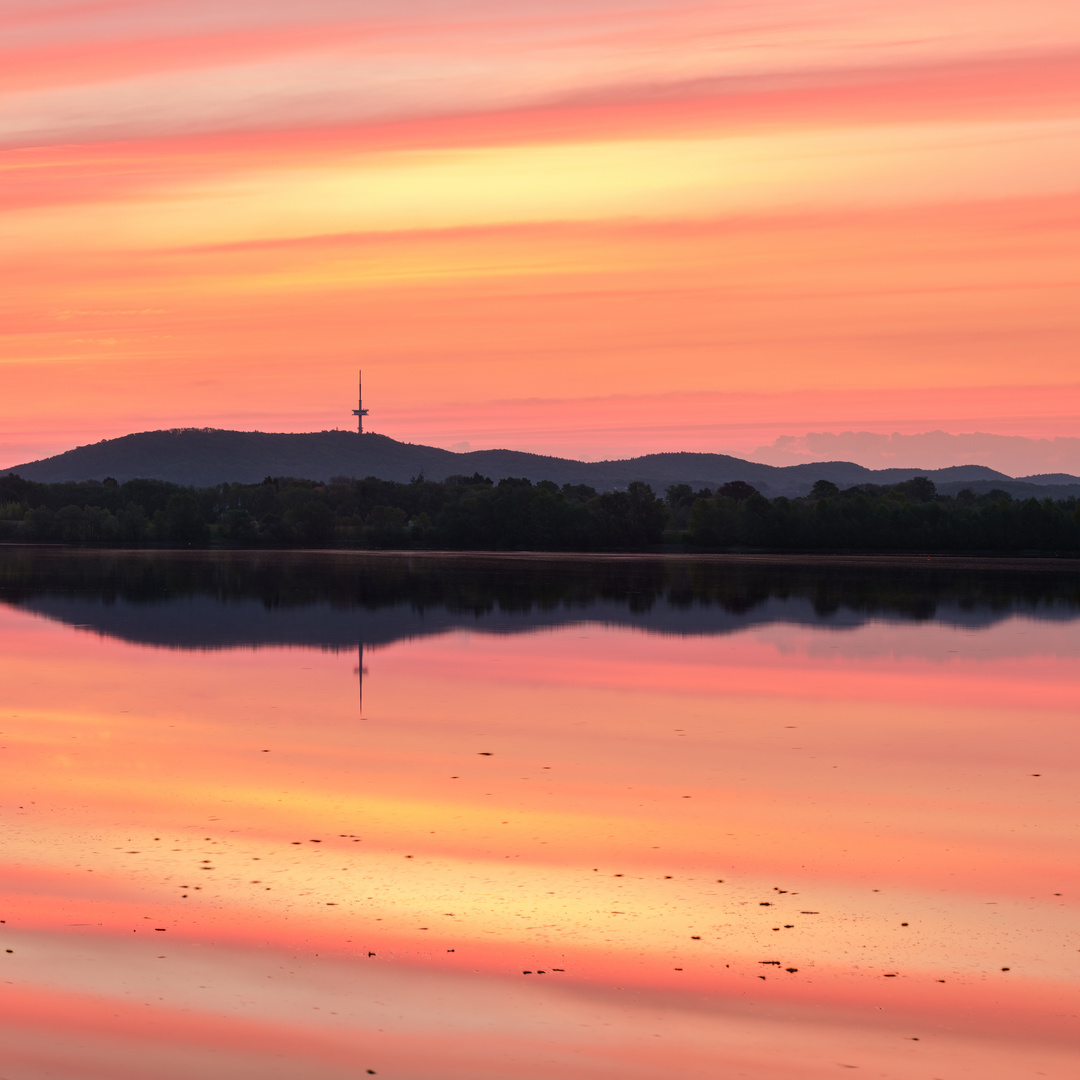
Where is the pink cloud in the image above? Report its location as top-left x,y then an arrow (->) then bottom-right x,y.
752,430 -> 1080,475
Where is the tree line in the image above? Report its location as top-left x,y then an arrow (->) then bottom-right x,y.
1,471 -> 1078,553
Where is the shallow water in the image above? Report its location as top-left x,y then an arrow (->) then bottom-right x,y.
1,551 -> 1078,1079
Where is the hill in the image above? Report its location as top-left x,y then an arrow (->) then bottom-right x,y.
5,427 -> 1080,499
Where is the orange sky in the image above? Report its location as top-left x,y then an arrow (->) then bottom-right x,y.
4,1 -> 1080,467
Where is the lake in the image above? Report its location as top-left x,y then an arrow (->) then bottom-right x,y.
1,550 -> 1077,1079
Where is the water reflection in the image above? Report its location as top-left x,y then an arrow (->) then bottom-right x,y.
3,549 -> 1080,653
0,550 -> 1077,1079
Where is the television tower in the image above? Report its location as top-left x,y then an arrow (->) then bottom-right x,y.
352,369 -> 369,433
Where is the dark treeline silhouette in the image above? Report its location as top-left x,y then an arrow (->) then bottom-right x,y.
2,470 -> 1079,552
0,472 -> 666,550
676,478 -> 1080,552
3,550 -> 1080,638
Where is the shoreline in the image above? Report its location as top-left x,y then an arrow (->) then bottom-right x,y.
2,543 -> 1080,573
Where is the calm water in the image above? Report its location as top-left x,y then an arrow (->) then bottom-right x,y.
1,550 -> 1078,1079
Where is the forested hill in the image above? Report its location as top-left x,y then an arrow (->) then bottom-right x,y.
7,427 -> 1080,498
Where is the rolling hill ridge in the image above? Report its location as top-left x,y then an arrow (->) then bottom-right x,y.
6,428 -> 1080,500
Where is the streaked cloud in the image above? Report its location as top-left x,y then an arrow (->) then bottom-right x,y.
3,0 -> 1080,466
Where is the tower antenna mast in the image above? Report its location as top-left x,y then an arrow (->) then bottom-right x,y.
352,369 -> 369,434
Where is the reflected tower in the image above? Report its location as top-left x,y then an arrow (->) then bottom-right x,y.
354,642 -> 368,718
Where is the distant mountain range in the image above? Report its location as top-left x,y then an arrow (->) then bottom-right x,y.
6,428 -> 1080,499
753,430 -> 1080,476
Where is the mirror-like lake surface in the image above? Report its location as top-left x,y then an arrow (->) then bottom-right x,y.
1,550 -> 1078,1079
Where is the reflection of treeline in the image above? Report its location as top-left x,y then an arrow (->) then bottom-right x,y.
0,549 -> 672,614
2,471 -> 1080,552
2,550 -> 1079,623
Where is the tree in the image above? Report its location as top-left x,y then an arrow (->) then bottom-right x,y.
810,479 -> 839,499
589,483 -> 668,548
285,499 -> 336,546
666,483 -> 693,508
626,481 -> 669,544
56,504 -> 87,542
561,483 -> 597,503
163,493 -> 209,546
718,480 -> 760,502
900,476 -> 937,503
83,505 -> 120,542
665,483 -> 696,529
364,505 -> 408,548
445,472 -> 493,486
23,506 -> 57,541
688,497 -> 721,545
119,502 -> 149,542
218,508 -> 259,547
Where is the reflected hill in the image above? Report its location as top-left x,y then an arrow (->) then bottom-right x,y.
2,549 -> 1080,653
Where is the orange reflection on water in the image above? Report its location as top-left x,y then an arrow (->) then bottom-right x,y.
1,604 -> 1078,1078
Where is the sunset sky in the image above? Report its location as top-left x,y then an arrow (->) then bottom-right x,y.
5,0 -> 1080,468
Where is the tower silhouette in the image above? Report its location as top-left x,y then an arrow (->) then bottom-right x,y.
352,370 -> 369,433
